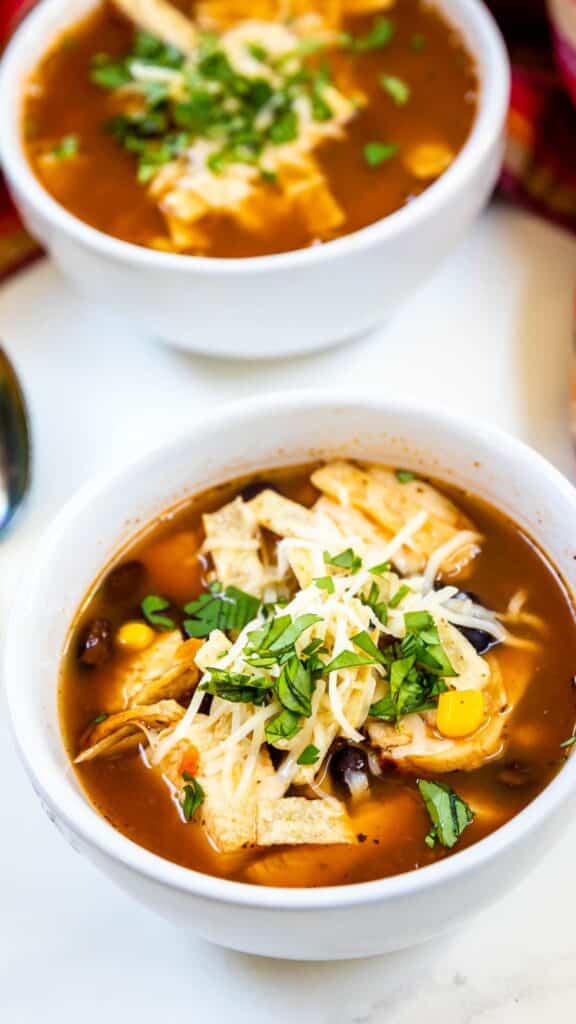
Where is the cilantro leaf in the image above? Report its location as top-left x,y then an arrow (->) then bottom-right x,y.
183,584 -> 260,638
395,468 -> 416,483
200,668 -> 272,705
364,141 -> 398,168
369,561 -> 391,577
389,584 -> 410,609
275,656 -> 314,716
181,777 -> 205,821
349,16 -> 395,53
297,744 -> 320,766
265,707 -> 301,745
324,548 -> 362,573
52,134 -> 79,159
380,75 -> 410,106
352,630 -> 386,663
314,576 -> 335,594
417,779 -> 473,848
141,594 -> 175,631
322,649 -> 375,674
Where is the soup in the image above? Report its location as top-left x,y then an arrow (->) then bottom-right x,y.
23,0 -> 478,258
61,461 -> 576,888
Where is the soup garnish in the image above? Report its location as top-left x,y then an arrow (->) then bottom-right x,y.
24,0 -> 478,257
62,461 -> 576,887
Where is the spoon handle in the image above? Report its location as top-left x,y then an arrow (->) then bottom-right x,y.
0,346 -> 31,536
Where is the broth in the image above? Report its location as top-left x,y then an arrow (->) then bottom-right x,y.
60,464 -> 576,887
23,0 -> 478,257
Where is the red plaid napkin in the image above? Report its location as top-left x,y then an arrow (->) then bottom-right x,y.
2,0 -> 576,282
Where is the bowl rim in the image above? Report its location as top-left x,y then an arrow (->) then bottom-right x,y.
0,0 -> 509,275
5,389 -> 576,912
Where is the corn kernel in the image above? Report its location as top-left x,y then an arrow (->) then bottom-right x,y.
436,689 -> 485,738
116,621 -> 155,654
405,142 -> 454,180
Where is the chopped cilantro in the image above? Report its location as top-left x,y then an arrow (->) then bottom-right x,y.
269,109 -> 299,144
364,141 -> 398,168
315,576 -> 335,594
52,134 -> 79,159
275,656 -> 314,717
360,580 -> 388,625
348,16 -> 395,53
389,584 -> 410,609
200,668 -> 272,705
181,776 -> 205,821
380,74 -> 410,106
90,712 -> 108,726
265,707 -> 301,745
247,43 -> 268,62
395,468 -> 416,483
297,744 -> 320,766
410,33 -> 426,52
183,584 -> 260,638
322,649 -> 375,674
324,548 -> 362,573
141,594 -> 175,631
417,779 -> 473,848
369,561 -> 392,577
560,735 -> 576,748
352,630 -> 386,663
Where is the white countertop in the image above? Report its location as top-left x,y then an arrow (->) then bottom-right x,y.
2,203 -> 576,1022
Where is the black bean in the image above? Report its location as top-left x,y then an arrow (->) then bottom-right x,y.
457,625 -> 499,655
105,560 -> 145,601
330,744 -> 369,788
78,618 -> 113,667
240,480 -> 273,502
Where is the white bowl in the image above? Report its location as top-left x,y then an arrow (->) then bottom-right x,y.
0,0 -> 509,359
4,392 -> 576,960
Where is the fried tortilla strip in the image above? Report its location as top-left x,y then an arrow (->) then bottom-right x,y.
290,174 -> 345,237
111,0 -> 197,54
248,488 -> 332,587
75,700 -> 185,763
196,0 -> 394,31
368,651 -> 528,773
202,496 -> 268,594
120,630 -> 190,707
257,796 -> 355,845
311,461 -> 482,576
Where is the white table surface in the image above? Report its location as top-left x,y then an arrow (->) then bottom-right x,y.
2,203 -> 576,1022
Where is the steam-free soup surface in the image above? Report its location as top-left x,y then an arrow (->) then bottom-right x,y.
24,0 -> 477,257
61,465 -> 576,887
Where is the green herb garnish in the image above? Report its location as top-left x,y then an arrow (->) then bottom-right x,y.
51,134 -> 79,159
560,735 -> 576,748
141,594 -> 176,631
181,774 -> 205,822
348,16 -> 395,53
360,580 -> 388,625
363,141 -> 398,168
369,561 -> 392,577
417,779 -> 473,848
265,707 -> 302,745
410,33 -> 426,52
297,744 -> 320,766
388,584 -> 410,609
183,583 -> 260,638
200,668 -> 272,705
275,656 -> 314,717
322,649 -> 375,674
91,712 -> 108,726
380,74 -> 410,106
314,575 -> 335,594
324,548 -> 362,573
395,469 -> 416,483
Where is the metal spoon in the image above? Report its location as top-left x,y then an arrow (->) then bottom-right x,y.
0,347 -> 31,537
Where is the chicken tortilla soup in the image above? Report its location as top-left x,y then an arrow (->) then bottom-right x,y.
61,461 -> 576,887
23,0 -> 478,257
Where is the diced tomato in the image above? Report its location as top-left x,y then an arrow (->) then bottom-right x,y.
180,745 -> 199,778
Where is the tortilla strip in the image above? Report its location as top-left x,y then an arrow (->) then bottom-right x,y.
202,496 -> 268,594
311,461 -> 482,576
75,700 -> 185,763
257,796 -> 354,845
111,0 -> 197,54
196,0 -> 395,30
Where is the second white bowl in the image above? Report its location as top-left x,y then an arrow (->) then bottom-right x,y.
0,0 -> 509,358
